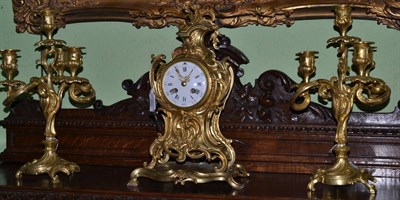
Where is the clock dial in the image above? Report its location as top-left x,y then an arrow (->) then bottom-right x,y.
162,61 -> 207,108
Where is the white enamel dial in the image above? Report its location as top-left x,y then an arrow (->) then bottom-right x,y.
162,60 -> 208,108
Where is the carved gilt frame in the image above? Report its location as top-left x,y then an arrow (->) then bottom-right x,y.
13,0 -> 400,34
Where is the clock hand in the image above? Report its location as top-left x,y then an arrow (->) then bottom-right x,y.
174,66 -> 185,82
184,69 -> 194,82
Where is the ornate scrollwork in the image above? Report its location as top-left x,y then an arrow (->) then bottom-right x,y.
368,0 -> 400,29
217,3 -> 294,28
11,0 -> 400,32
129,1 -> 293,29
12,0 -> 98,34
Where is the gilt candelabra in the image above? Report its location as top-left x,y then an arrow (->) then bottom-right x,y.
0,8 -> 95,184
290,5 -> 391,194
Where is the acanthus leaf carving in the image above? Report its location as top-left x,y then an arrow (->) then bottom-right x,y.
129,1 -> 294,29
367,0 -> 400,30
11,0 -> 400,32
12,0 -> 98,34
217,5 -> 294,28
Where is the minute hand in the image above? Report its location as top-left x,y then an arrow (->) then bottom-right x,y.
184,69 -> 194,82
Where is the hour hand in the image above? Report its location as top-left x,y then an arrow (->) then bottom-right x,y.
174,67 -> 184,81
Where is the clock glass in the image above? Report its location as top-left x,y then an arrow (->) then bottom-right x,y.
162,61 -> 208,108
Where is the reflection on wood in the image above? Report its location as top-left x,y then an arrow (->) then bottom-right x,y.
1,163 -> 398,199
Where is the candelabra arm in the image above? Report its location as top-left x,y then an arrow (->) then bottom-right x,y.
68,82 -> 96,104
344,76 -> 391,106
2,77 -> 41,106
56,81 -> 68,98
356,85 -> 391,106
291,88 -> 312,112
291,79 -> 333,111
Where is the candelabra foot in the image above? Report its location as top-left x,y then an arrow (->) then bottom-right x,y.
307,145 -> 376,194
127,161 -> 249,190
15,139 -> 80,184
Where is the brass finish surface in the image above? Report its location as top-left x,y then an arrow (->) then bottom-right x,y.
290,5 -> 391,195
12,0 -> 400,34
128,6 -> 248,189
0,8 -> 95,184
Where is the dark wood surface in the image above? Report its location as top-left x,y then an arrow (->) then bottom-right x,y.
0,162 -> 397,200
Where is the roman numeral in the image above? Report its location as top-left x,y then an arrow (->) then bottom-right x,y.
190,88 -> 201,95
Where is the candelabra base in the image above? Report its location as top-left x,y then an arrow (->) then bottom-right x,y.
127,161 -> 249,190
15,138 -> 80,184
307,145 -> 376,194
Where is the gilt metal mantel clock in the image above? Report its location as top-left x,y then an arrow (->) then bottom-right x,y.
127,6 -> 249,189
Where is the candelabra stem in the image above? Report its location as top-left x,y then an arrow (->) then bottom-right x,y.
305,80 -> 378,193
337,47 -> 348,85
15,81 -> 80,184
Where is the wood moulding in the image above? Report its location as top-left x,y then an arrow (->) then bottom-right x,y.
1,35 -> 399,178
12,0 -> 400,34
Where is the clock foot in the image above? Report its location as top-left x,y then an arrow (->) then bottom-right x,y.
127,161 -> 249,190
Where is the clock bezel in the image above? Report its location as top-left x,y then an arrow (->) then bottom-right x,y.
159,57 -> 211,110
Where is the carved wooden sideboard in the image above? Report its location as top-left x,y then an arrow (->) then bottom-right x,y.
1,0 -> 399,199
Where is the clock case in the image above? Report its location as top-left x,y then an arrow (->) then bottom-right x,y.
128,6 -> 249,189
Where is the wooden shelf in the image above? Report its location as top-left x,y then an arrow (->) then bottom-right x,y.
0,162 -> 397,199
